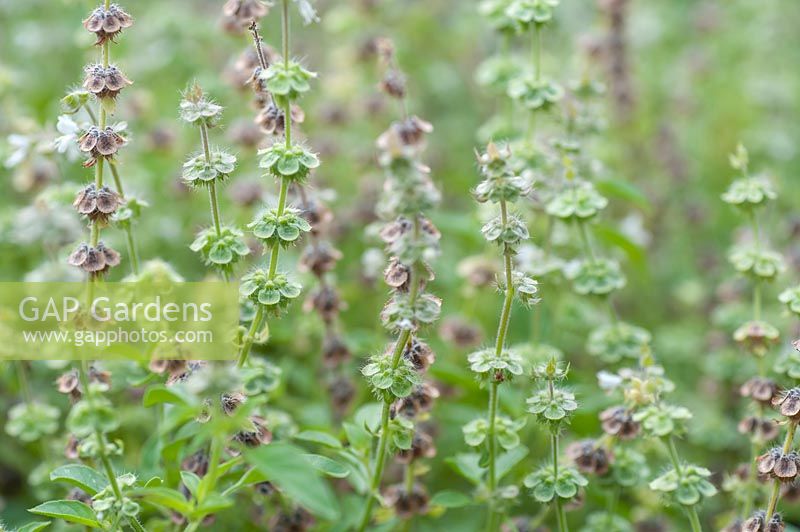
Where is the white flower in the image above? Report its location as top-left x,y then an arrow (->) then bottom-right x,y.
53,115 -> 81,161
5,134 -> 31,168
293,0 -> 319,24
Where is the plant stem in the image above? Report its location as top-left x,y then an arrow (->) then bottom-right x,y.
533,23 -> 542,82
356,328 -> 413,532
485,200 -> 516,532
199,122 -> 222,237
766,420 -> 797,519
15,361 -> 32,403
577,221 -> 596,261
664,436 -> 702,532
237,305 -> 265,368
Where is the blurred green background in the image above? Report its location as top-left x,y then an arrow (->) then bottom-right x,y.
2,0 -> 800,529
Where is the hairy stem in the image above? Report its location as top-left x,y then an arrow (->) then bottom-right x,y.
486,200 -> 516,532
237,305 -> 265,368
766,421 -> 797,519
664,436 -> 702,532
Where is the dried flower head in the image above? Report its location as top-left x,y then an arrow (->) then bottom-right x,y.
599,405 -> 641,440
383,483 -> 430,519
439,317 -> 483,348
321,334 -> 351,367
738,416 -> 779,441
740,377 -> 779,405
233,415 -> 272,448
742,511 -> 784,532
67,241 -> 121,277
83,4 -> 133,45
395,430 -> 436,464
757,447 -> 800,481
304,285 -> 343,323
222,0 -> 272,31
379,69 -> 406,99
299,242 -> 342,276
269,507 -> 314,532
733,320 -> 780,357
255,101 -> 305,136
566,439 -> 613,476
83,64 -> 132,99
77,126 -> 126,166
773,388 -> 800,420
402,337 -> 435,372
328,375 -> 355,415
391,382 -> 440,418
73,183 -> 123,224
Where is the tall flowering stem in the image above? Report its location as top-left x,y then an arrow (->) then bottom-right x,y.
524,360 -> 583,532
236,4 -> 319,368
464,142 -> 539,531
181,83 -> 248,281
720,144 -> 783,523
53,4 -> 148,529
356,50 -> 441,531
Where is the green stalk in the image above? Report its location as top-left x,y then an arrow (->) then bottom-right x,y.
108,163 -> 140,275
236,0 -> 295,366
765,421 -> 797,519
237,305 -> 265,368
485,200 -> 516,532
358,217 -> 420,530
664,436 -> 702,532
356,327 -> 413,532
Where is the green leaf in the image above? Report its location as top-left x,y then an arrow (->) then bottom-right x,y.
295,430 -> 343,449
245,442 -> 340,521
131,487 -> 192,514
142,384 -> 191,407
180,471 -> 200,497
595,177 -> 650,211
304,454 -> 350,478
445,454 -> 482,485
16,522 -> 51,532
496,445 -> 529,481
29,500 -> 100,528
193,493 -> 234,517
430,490 -> 472,508
49,464 -> 107,495
343,422 -> 372,451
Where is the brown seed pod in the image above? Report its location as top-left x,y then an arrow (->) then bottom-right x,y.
566,439 -> 613,476
82,4 -> 133,45
402,337 -> 435,372
383,483 -> 429,519
77,126 -> 126,166
391,382 -> 440,419
74,183 -> 123,224
741,377 -> 779,405
599,405 -> 641,439
83,64 -> 132,99
222,0 -> 271,32
321,334 -> 351,367
68,241 -> 121,277
233,415 -> 272,448
772,388 -> 800,420
395,430 -> 436,464
300,242 -> 342,277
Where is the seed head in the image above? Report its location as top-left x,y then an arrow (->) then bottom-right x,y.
772,388 -> 800,420
383,483 -> 430,519
73,184 -> 123,224
82,4 -> 133,45
566,439 -> 613,476
599,406 -> 641,439
83,64 -> 132,99
68,241 -> 121,277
